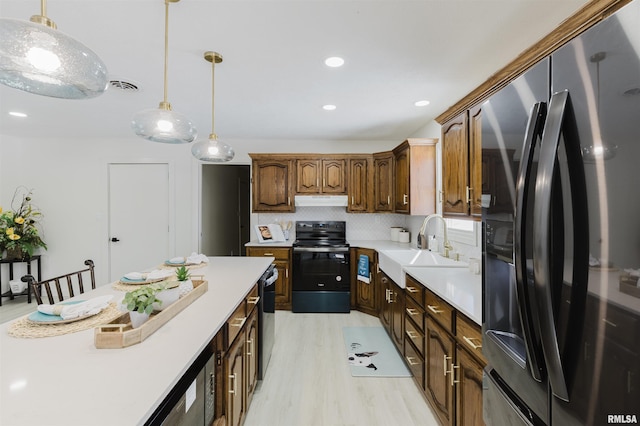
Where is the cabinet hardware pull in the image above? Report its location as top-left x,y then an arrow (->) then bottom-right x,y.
246,338 -> 253,356
288,196 -> 291,206
466,186 -> 471,204
323,178 -> 326,187
428,305 -> 444,314
603,318 -> 617,327
228,374 -> 236,394
264,253 -> 274,256
286,268 -> 289,278
209,373 -> 215,395
463,335 -> 482,350
247,296 -> 261,305
381,277 -> 388,284
406,356 -> 420,366
231,317 -> 246,328
385,288 -> 391,302
406,286 -> 418,293
450,364 -> 460,386
444,355 -> 452,376
403,194 -> 408,205
406,308 -> 418,316
406,330 -> 418,339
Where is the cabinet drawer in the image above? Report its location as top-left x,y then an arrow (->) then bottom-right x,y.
405,315 -> 425,356
226,300 -> 247,347
405,275 -> 425,308
405,296 -> 425,333
404,339 -> 424,390
247,247 -> 290,261
456,312 -> 486,365
246,284 -> 260,314
425,289 -> 453,334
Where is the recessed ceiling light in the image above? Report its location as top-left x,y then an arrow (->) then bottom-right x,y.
8,111 -> 27,118
324,57 -> 344,68
323,104 -> 337,111
414,100 -> 430,107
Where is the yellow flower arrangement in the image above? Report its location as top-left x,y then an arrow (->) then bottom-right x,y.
0,188 -> 47,259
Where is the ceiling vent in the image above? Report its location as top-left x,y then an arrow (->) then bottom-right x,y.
109,80 -> 139,92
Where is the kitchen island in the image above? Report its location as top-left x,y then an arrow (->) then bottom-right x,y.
0,256 -> 273,426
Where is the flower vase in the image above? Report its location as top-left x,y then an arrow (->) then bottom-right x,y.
5,246 -> 27,260
129,311 -> 150,328
178,279 -> 193,297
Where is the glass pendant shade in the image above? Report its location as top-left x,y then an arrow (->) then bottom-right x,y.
191,135 -> 235,162
0,18 -> 108,99
132,102 -> 197,144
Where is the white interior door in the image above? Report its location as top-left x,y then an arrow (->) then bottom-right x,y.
108,163 -> 170,280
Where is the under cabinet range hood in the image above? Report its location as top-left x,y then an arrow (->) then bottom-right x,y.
294,195 -> 348,207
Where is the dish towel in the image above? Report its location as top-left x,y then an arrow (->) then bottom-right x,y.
38,295 -> 113,320
357,254 -> 370,284
124,269 -> 174,281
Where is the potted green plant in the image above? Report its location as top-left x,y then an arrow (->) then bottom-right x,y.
123,286 -> 161,328
175,265 -> 193,297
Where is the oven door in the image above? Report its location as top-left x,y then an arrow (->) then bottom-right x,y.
292,247 -> 350,291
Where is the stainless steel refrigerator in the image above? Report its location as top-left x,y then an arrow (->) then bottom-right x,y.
482,1 -> 640,425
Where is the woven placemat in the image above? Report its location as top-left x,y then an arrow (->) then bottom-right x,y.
158,262 -> 207,271
7,303 -> 123,339
112,280 -> 172,292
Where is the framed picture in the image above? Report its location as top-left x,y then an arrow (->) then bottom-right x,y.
255,224 -> 286,243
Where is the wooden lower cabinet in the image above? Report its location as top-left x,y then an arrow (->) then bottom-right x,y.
352,247 -> 377,315
378,271 -> 393,332
455,346 -> 484,426
377,271 -> 404,354
426,317 -> 456,426
225,332 -> 246,426
246,247 -> 291,310
245,309 -> 259,408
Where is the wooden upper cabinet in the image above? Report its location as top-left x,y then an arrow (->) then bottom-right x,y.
347,157 -> 371,212
296,158 -> 346,194
468,106 -> 483,218
250,156 -> 295,212
442,113 -> 469,217
392,139 -> 437,215
373,152 -> 394,212
442,108 -> 483,219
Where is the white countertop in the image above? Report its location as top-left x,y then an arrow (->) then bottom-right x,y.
245,241 -> 293,248
0,256 -> 273,426
404,267 -> 482,325
351,240 -> 482,325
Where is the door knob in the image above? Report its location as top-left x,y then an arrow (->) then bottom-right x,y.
111,237 -> 120,242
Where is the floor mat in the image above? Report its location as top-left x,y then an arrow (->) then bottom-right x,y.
343,326 -> 412,377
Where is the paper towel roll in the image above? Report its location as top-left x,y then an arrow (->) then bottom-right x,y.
390,227 -> 402,241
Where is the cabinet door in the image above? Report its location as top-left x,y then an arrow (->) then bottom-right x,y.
442,113 -> 469,217
322,159 -> 346,193
393,145 -> 410,213
456,347 -> 485,426
348,158 -> 370,212
373,153 -> 394,212
391,283 -> 405,351
226,334 -> 246,426
273,259 -> 291,309
468,106 -> 483,218
296,159 -> 320,193
245,309 -> 259,408
354,248 -> 376,314
379,272 -> 392,332
252,159 -> 294,212
426,317 -> 455,426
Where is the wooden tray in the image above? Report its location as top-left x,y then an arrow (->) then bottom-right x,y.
94,280 -> 208,349
619,275 -> 640,298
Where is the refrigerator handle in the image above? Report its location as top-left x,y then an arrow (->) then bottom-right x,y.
533,90 -> 589,402
514,101 -> 547,383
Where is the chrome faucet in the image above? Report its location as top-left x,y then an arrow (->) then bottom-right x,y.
418,214 -> 453,257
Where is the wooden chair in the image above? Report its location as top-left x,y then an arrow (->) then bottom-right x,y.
22,260 -> 96,305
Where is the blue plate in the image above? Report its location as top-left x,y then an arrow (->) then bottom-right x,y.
120,276 -> 147,284
164,259 -> 185,266
27,300 -> 91,324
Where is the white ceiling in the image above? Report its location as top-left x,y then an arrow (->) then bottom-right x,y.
0,0 -> 589,142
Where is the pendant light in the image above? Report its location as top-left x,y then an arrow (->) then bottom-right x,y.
0,0 -> 108,99
582,51 -> 617,162
131,0 -> 196,144
191,51 -> 234,162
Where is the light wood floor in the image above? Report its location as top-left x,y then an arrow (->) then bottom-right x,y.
0,295 -> 35,324
245,310 -> 439,426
